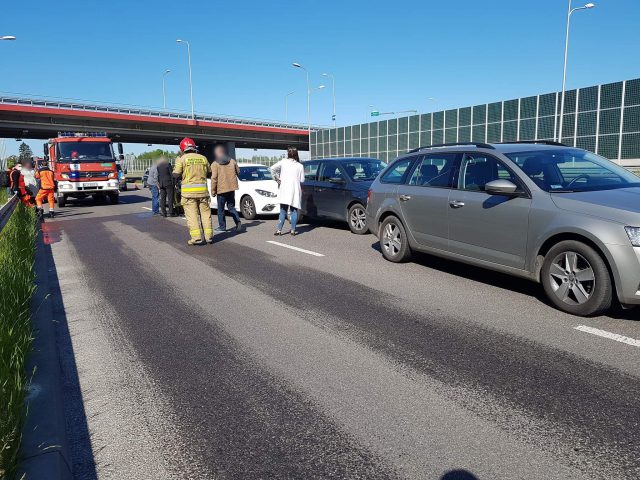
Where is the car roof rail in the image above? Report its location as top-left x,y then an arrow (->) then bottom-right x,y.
498,140 -> 566,146
407,142 -> 495,153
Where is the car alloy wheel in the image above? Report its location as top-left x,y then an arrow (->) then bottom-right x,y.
548,251 -> 595,306
348,204 -> 367,234
241,196 -> 256,220
382,222 -> 402,257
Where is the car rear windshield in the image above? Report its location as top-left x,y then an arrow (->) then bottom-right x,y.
239,166 -> 273,181
58,142 -> 115,162
342,159 -> 386,181
505,149 -> 640,192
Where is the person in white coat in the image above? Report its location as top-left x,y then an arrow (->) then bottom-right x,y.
270,147 -> 305,236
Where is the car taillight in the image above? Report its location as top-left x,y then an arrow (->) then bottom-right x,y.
367,189 -> 372,204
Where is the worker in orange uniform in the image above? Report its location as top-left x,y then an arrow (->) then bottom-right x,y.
35,163 -> 57,218
173,138 -> 213,245
9,162 -> 32,206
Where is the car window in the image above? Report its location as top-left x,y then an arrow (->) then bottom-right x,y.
506,149 -> 640,192
458,154 -> 519,192
342,159 -> 386,181
238,166 -> 273,181
408,153 -> 459,188
380,158 -> 414,184
304,162 -> 319,181
319,163 -> 345,182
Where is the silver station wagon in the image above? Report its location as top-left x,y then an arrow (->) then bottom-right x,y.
366,141 -> 640,316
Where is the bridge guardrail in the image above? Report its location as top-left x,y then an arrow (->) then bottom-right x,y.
0,94 -> 320,132
0,193 -> 18,233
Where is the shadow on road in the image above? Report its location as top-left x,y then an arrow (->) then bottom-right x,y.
441,470 -> 479,480
212,220 -> 265,242
42,238 -> 98,479
370,240 -> 640,321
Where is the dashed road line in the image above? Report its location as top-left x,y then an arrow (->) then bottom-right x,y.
574,325 -> 640,348
266,241 -> 325,257
141,207 -> 152,211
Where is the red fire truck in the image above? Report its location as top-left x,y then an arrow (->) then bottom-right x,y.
43,132 -> 123,207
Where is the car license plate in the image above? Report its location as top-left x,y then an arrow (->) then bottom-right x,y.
84,183 -> 98,188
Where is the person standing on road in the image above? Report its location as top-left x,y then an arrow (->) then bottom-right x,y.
147,160 -> 160,215
173,138 -> 213,245
270,147 -> 304,236
9,162 -> 31,206
157,156 -> 176,217
210,144 -> 243,233
35,162 -> 57,218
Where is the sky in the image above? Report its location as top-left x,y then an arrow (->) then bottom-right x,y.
1,0 -> 639,157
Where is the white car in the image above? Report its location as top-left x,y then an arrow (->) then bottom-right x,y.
208,163 -> 279,219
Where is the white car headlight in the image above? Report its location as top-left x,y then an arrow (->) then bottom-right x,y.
625,226 -> 640,247
255,189 -> 277,197
61,173 -> 69,179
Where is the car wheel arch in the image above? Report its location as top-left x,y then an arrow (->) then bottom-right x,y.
535,232 -> 619,299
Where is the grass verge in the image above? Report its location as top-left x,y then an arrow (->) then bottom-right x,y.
0,189 -> 8,206
0,203 -> 37,480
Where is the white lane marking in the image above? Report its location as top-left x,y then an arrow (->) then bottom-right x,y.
574,325 -> 640,348
141,206 -> 152,211
266,241 -> 325,257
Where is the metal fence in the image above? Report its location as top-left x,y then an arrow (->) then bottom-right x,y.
0,194 -> 18,233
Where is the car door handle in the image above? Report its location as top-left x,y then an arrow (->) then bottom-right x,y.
399,195 -> 411,202
449,200 -> 465,208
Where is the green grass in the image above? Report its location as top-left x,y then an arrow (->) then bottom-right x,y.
0,203 -> 37,480
0,190 -> 8,206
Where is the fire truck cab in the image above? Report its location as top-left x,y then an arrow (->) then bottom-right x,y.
44,132 -> 123,207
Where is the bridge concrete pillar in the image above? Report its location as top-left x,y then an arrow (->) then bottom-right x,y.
225,141 -> 236,160
200,143 -> 215,164
199,142 -> 236,163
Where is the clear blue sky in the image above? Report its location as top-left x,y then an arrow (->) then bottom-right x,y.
1,0 -> 639,157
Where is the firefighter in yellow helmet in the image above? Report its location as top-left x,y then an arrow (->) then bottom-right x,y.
173,138 -> 213,245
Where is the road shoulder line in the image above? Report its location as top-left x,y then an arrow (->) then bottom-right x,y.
574,325 -> 640,347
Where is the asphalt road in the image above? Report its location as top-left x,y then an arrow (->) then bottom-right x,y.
42,188 -> 640,480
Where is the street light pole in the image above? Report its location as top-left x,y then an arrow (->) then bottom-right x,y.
285,91 -> 295,122
322,72 -> 336,127
293,63 -> 311,133
162,69 -> 171,109
558,2 -> 595,142
177,39 -> 195,120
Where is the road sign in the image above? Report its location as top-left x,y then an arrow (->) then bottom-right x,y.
370,111 -> 380,117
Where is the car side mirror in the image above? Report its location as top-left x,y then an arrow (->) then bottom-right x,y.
329,177 -> 346,184
485,179 -> 518,196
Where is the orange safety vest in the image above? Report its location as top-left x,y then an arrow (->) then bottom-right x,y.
10,167 -> 25,191
36,169 -> 56,190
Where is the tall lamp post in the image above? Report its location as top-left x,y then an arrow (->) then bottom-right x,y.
558,2 -> 595,142
162,69 -> 171,109
292,62 -> 311,133
321,72 -> 336,126
285,91 -> 295,122
176,39 -> 195,120
0,35 -> 16,41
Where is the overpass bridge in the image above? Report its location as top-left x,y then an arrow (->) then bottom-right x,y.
0,94 -> 313,157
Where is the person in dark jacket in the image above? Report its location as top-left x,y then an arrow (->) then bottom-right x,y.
157,156 -> 176,217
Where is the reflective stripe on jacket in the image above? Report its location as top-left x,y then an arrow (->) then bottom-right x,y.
173,153 -> 211,198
